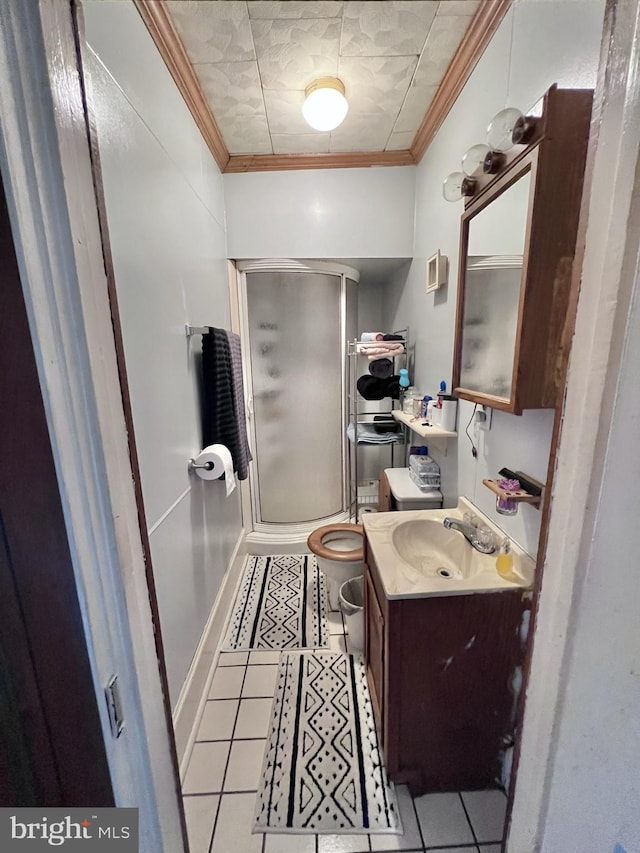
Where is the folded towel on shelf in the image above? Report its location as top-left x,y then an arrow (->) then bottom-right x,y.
360,331 -> 384,341
356,375 -> 387,400
356,374 -> 401,400
368,357 -> 393,378
347,423 -> 402,445
372,415 -> 400,434
356,341 -> 405,359
382,333 -> 404,341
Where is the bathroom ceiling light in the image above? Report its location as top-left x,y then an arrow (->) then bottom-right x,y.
302,77 -> 349,132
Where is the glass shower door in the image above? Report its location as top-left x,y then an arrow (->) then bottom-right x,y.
246,271 -> 343,524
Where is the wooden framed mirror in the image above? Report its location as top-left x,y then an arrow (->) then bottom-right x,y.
452,85 -> 593,414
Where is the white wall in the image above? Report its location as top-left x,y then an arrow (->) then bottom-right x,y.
83,1 -> 242,706
224,166 -> 415,258
541,266 -> 640,851
384,0 -> 605,555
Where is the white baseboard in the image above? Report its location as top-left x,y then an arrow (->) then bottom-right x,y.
245,511 -> 349,555
172,529 -> 247,773
245,532 -> 311,555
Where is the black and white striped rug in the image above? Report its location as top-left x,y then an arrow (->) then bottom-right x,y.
222,555 -> 329,650
254,651 -> 401,834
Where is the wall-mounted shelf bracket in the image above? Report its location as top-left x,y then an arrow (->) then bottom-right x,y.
482,470 -> 545,511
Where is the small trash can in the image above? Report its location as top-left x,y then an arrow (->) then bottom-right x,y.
339,575 -> 364,652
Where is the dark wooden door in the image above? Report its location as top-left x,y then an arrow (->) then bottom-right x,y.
0,177 -> 113,806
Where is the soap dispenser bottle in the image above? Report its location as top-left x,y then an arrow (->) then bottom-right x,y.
496,537 -> 517,581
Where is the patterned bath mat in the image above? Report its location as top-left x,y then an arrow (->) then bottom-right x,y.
222,555 -> 329,650
254,651 -> 401,834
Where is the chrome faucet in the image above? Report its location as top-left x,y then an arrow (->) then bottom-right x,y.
443,517 -> 495,554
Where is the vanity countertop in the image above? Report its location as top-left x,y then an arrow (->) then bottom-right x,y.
362,497 -> 534,600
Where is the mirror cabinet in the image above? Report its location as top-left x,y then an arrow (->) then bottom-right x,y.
452,85 -> 593,414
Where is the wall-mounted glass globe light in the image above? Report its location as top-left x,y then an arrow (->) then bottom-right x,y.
442,171 -> 476,202
462,143 -> 505,176
487,107 -> 537,151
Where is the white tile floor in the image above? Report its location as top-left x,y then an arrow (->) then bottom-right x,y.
182,601 -> 507,853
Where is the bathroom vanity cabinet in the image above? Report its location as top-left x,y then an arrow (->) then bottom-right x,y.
364,536 -> 529,794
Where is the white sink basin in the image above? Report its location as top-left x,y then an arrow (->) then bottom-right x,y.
391,519 -> 472,580
362,499 -> 534,599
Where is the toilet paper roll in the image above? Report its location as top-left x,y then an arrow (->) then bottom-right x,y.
358,506 -> 379,522
192,445 -> 236,496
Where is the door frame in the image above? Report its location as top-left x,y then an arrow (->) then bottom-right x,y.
1,0 -> 637,848
508,0 -> 640,847
0,171 -> 114,807
0,0 -> 184,848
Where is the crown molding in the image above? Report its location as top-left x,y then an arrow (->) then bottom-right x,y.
224,149 -> 416,174
133,0 -> 229,171
410,0 -> 513,163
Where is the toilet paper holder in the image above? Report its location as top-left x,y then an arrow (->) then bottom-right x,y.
188,458 -> 214,472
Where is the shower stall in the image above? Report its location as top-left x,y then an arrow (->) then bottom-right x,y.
237,259 -> 358,548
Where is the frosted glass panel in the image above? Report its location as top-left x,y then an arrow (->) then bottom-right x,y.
460,172 -> 530,398
246,271 -> 343,523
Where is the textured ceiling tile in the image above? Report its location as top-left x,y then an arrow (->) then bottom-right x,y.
339,55 -> 418,116
414,12 -> 472,86
262,89 -> 309,135
196,61 -> 265,121
329,112 -> 394,151
167,0 -> 255,64
251,17 -> 341,89
393,82 -> 438,134
340,1 -> 438,57
248,1 -> 344,19
386,130 -> 416,151
271,133 -> 331,154
436,0 -> 481,15
165,0 -> 476,157
220,115 -> 273,155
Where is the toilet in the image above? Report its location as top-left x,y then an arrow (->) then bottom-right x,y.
307,523 -> 365,610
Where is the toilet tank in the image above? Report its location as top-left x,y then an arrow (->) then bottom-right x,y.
384,468 -> 443,511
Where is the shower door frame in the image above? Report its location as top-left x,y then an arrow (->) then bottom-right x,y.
235,259 -> 358,536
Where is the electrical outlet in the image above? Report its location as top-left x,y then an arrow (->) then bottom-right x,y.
476,405 -> 493,431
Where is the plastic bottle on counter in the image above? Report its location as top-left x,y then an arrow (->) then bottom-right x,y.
495,537 -> 518,581
420,395 -> 432,418
398,369 -> 411,411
